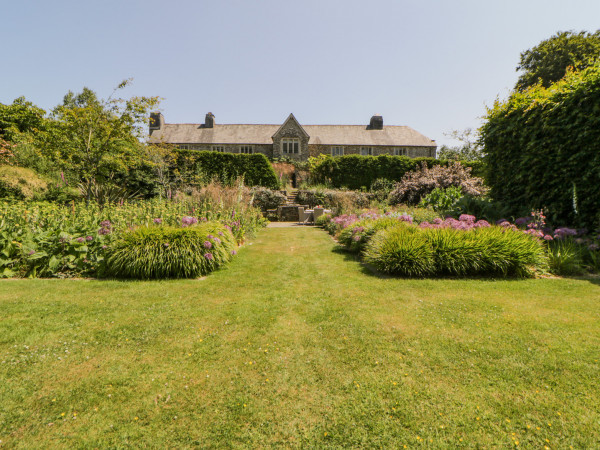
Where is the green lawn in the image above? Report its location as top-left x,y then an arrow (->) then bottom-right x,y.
1,227 -> 599,448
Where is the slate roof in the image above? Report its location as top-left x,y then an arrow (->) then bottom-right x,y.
148,123 -> 436,147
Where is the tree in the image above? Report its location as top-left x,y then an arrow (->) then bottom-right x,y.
0,97 -> 49,142
436,129 -> 484,161
48,79 -> 160,183
515,30 -> 600,91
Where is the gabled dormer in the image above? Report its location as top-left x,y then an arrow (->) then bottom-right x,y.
272,113 -> 310,159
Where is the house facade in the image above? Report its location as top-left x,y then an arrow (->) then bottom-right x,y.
148,112 -> 436,160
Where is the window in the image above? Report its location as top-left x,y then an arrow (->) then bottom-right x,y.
212,145 -> 225,153
331,146 -> 344,156
179,144 -> 190,150
281,138 -> 300,154
360,147 -> 373,156
393,148 -> 408,156
240,145 -> 253,154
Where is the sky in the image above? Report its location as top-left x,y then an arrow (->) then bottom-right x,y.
2,0 -> 600,147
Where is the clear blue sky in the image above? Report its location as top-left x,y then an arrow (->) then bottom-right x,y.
2,0 -> 599,147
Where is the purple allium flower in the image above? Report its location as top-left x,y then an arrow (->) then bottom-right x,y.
204,253 -> 214,260
496,219 -> 509,225
76,237 -> 85,243
213,237 -> 221,244
544,235 -> 554,241
474,220 -> 491,228
224,225 -> 232,231
218,231 -> 224,236
102,245 -> 108,249
98,227 -> 111,235
515,217 -> 531,226
231,210 -> 236,219
554,227 -> 578,238
398,214 -> 413,223
181,216 -> 198,227
588,243 -> 599,251
86,235 -> 93,241
575,238 -> 585,245
352,235 -> 361,242
231,250 -> 237,256
499,221 -> 512,228
28,250 -> 35,255
207,234 -> 214,239
153,218 -> 162,224
459,214 -> 476,223
100,220 -> 111,228
163,243 -> 170,248
203,241 -> 212,249
432,218 -> 443,225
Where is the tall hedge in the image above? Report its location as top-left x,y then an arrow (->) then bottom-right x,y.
480,64 -> 600,228
174,150 -> 279,189
309,154 -> 484,190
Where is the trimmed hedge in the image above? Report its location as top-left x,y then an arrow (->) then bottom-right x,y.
174,150 -> 279,189
104,222 -> 237,279
481,63 -> 600,228
309,154 -> 485,190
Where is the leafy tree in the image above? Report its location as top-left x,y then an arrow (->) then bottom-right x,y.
436,129 -> 484,161
48,79 -> 160,184
0,97 -> 48,142
515,30 -> 600,91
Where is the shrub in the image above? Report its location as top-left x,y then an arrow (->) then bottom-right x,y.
104,222 -> 236,279
315,213 -> 332,229
363,225 -> 435,277
547,238 -> 585,275
369,178 -> 395,202
419,186 -> 464,213
173,151 -> 279,189
296,188 -> 370,212
0,165 -> 48,200
338,216 -> 413,253
481,63 -> 600,228
251,187 -> 286,211
388,162 -> 487,206
449,195 -> 512,223
308,154 -> 485,190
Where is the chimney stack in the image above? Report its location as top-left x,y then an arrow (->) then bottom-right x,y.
368,114 -> 383,130
149,112 -> 164,132
204,112 -> 215,128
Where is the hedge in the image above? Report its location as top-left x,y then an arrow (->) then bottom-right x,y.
308,154 -> 485,190
480,63 -> 600,228
174,150 -> 279,189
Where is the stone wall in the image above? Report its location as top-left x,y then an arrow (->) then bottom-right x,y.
177,144 -> 273,158
271,117 -> 309,161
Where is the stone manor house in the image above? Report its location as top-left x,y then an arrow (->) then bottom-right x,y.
148,112 -> 437,160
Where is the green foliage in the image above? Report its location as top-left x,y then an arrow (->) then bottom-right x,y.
0,165 -> 48,200
449,195 -> 512,223
364,224 -> 435,277
419,186 -> 464,213
338,217 -> 406,253
78,178 -> 141,207
251,187 -> 286,211
0,97 -> 49,142
516,30 -> 600,91
0,195 -> 265,278
315,212 -> 332,229
547,238 -> 585,275
369,178 -> 395,202
174,150 -> 279,189
295,188 -> 370,212
363,225 -> 547,278
308,154 -> 485,190
104,223 -> 236,279
481,63 -> 600,228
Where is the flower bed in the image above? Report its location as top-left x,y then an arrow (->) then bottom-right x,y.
0,198 -> 266,278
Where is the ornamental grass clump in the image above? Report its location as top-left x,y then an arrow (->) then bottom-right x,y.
104,222 -> 237,279
363,223 -> 547,278
363,224 -> 435,277
338,216 -> 413,253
